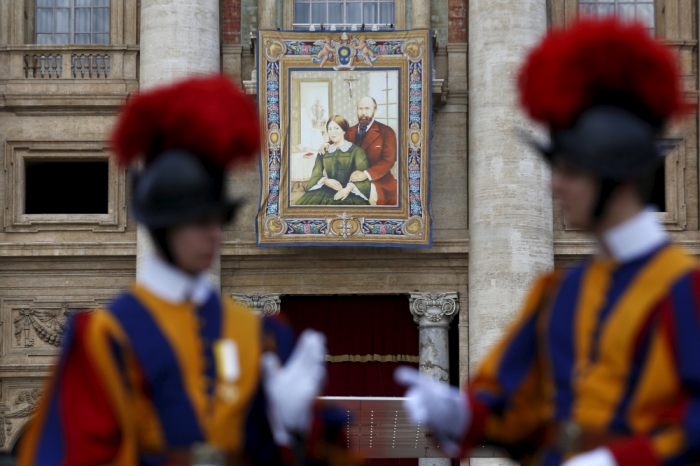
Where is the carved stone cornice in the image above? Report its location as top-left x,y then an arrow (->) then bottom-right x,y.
409,292 -> 459,326
231,293 -> 281,316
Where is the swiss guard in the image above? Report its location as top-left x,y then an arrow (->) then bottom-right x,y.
18,76 -> 355,466
396,17 -> 700,466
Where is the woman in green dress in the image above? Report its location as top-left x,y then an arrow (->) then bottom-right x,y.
296,115 -> 371,206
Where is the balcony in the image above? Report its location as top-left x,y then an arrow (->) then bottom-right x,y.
0,44 -> 139,112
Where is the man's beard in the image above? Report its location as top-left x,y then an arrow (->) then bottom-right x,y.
358,115 -> 372,126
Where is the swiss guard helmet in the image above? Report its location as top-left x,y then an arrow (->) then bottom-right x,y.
518,18 -> 690,219
111,75 -> 260,261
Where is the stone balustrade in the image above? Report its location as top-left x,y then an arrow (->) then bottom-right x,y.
0,45 -> 138,110
22,52 -> 111,79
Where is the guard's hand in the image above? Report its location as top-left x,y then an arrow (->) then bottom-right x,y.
349,170 -> 368,182
263,330 -> 327,443
562,448 -> 617,466
394,366 -> 470,457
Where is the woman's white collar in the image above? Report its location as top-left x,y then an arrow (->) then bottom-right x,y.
327,139 -> 352,153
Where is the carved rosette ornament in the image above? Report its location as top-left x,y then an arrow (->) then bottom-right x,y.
409,292 -> 459,325
231,294 -> 281,316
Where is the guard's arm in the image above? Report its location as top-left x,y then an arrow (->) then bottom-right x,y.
594,270 -> 700,466
18,312 -> 131,466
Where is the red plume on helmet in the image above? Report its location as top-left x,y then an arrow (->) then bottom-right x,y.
111,75 -> 260,168
518,18 -> 690,131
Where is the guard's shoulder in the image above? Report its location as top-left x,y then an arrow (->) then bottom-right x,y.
105,288 -> 147,319
222,296 -> 259,322
533,268 -> 565,292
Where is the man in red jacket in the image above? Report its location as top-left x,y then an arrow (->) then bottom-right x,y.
345,96 -> 398,206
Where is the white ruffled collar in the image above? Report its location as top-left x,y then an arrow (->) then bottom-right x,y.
600,208 -> 668,263
137,254 -> 213,305
327,139 -> 352,153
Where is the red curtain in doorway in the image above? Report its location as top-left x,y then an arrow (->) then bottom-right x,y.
281,295 -> 419,466
281,295 -> 418,397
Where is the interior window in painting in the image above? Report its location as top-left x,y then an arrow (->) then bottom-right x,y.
36,0 -> 110,45
294,0 -> 394,30
579,0 -> 655,34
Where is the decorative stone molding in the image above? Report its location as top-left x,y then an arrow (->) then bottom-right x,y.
3,140 -> 127,233
409,292 -> 459,325
222,44 -> 244,84
3,298 -> 104,358
0,380 -> 46,451
13,306 -> 90,348
231,293 -> 281,316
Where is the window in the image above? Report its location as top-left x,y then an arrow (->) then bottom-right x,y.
25,160 -> 109,214
371,71 -> 398,130
294,0 -> 394,30
649,163 -> 665,212
578,0 -> 655,34
36,0 -> 110,45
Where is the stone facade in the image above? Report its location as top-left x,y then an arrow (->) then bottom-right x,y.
0,0 -> 698,462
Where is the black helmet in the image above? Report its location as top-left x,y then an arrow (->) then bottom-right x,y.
132,150 -> 239,229
111,75 -> 259,229
537,106 -> 661,182
518,18 -> 688,219
111,75 -> 259,264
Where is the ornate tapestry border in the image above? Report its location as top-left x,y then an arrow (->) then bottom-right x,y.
255,30 -> 432,247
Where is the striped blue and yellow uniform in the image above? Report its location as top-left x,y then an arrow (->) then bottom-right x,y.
462,243 -> 700,466
19,284 -> 265,465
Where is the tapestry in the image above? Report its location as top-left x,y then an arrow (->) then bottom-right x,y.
255,30 -> 432,247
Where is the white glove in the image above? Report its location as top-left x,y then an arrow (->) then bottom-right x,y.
562,448 -> 617,466
394,366 -> 470,457
262,330 -> 327,446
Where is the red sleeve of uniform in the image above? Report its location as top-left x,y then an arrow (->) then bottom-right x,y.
18,313 -> 122,466
607,435 -> 662,466
60,313 -> 122,465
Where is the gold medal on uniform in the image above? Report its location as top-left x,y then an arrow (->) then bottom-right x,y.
213,339 -> 240,404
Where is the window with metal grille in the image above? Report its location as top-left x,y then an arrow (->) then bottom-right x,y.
578,0 -> 655,34
36,0 -> 110,45
293,0 -> 395,30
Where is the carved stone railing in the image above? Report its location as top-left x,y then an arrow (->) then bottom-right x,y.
23,52 -> 63,79
1,45 -> 139,110
71,53 -> 111,78
24,52 -> 113,79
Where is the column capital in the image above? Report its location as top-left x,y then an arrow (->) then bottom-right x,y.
409,292 -> 459,326
231,293 -> 281,316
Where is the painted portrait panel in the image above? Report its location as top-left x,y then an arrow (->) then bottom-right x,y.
256,30 -> 431,247
289,70 -> 400,208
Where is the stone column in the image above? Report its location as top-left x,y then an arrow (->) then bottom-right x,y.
257,0 -> 276,30
231,293 -> 281,316
412,0 -> 431,29
468,1 -> 551,464
137,0 -> 221,282
409,292 -> 459,466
